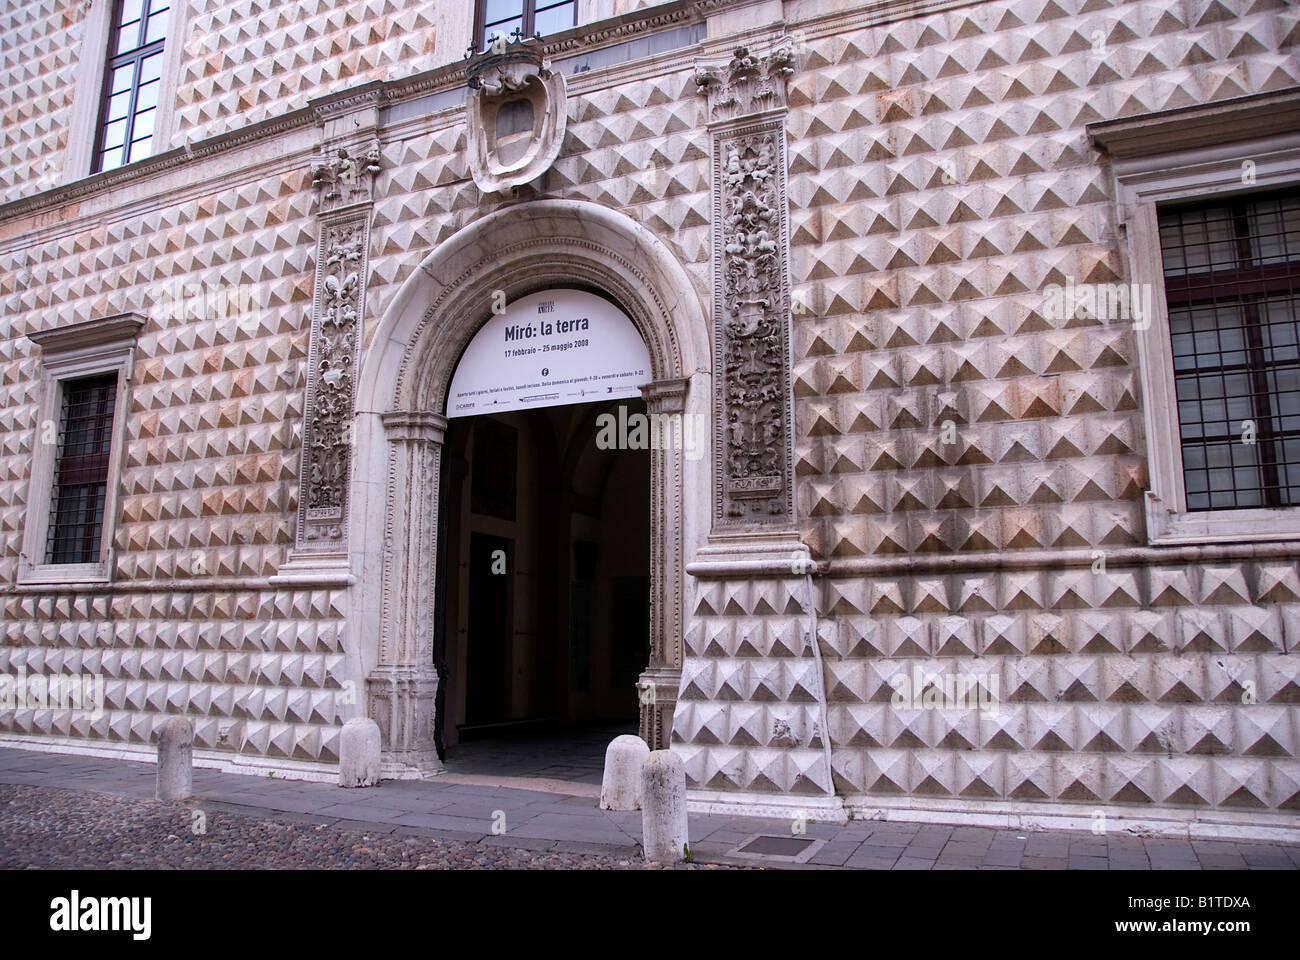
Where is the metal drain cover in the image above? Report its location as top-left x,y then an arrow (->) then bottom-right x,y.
739,835 -> 815,856
728,834 -> 826,862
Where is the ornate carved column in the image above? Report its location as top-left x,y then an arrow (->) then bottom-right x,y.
368,411 -> 445,778
637,376 -> 689,750
289,118 -> 383,565
669,41 -> 837,806
697,43 -> 798,530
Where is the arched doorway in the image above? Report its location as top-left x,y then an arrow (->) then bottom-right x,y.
349,200 -> 711,779
436,288 -> 655,777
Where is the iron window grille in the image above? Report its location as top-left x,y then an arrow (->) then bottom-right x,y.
46,374 -> 118,564
92,0 -> 170,173
474,0 -> 575,51
1160,187 -> 1300,511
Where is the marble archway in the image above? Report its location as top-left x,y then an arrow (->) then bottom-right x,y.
350,199 -> 711,777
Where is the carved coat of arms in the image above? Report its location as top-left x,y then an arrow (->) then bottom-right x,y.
465,39 -> 567,194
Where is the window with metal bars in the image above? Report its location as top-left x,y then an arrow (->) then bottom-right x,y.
475,0 -> 576,50
92,0 -> 170,174
1160,187 -> 1300,511
46,374 -> 118,564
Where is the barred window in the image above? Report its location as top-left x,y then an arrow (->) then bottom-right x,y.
93,0 -> 170,173
476,0 -> 575,50
1160,188 -> 1300,511
46,374 -> 118,564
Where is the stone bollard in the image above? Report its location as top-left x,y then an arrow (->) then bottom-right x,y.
600,734 -> 650,811
338,717 -> 382,788
156,716 -> 194,801
640,749 -> 689,864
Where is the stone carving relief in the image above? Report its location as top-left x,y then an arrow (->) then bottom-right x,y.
699,44 -> 797,526
301,222 -> 364,544
464,38 -> 567,194
295,135 -> 379,554
720,133 -> 788,516
695,43 -> 795,123
311,139 -> 382,211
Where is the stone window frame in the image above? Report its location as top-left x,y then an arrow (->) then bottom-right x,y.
19,315 -> 142,585
1090,89 -> 1300,545
62,0 -> 189,186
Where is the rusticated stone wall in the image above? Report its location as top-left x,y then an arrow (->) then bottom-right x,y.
0,0 -> 1297,829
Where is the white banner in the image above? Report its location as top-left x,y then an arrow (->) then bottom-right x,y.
446,288 -> 652,417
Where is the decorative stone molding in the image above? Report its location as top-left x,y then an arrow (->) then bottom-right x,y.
637,376 -> 689,749
366,410 -> 447,778
310,139 -> 382,212
350,200 -> 710,778
294,214 -> 370,554
26,312 -> 145,355
695,43 -> 795,124
464,38 -> 567,195
637,666 -> 680,752
699,42 -> 797,529
366,665 -> 440,779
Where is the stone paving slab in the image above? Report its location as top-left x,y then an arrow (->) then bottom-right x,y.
1,746 -> 1298,870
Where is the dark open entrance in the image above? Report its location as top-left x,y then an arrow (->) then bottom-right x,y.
436,398 -> 650,781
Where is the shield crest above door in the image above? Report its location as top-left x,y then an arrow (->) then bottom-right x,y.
465,38 -> 567,195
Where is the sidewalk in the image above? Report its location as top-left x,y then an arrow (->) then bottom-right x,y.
1,746 -> 1298,869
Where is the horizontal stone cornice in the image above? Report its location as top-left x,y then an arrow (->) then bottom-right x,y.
26,313 -> 144,354
0,0 -> 753,229
1089,87 -> 1300,158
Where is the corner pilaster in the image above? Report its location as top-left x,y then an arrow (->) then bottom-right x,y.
672,39 -> 835,805
368,411 -> 446,778
637,376 -> 690,749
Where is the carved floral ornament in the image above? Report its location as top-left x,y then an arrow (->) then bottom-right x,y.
696,40 -> 798,525
301,222 -> 365,543
695,43 -> 796,123
464,38 -> 567,194
311,139 -> 382,211
717,128 -> 790,518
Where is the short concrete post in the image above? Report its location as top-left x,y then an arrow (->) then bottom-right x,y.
339,717 -> 382,788
640,749 -> 688,863
600,734 -> 650,810
156,716 -> 193,801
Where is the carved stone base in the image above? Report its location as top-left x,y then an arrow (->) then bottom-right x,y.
637,666 -> 680,750
366,666 -> 442,779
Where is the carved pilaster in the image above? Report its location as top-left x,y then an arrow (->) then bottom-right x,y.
637,377 -> 688,749
637,667 -> 680,752
369,411 -> 446,778
293,136 -> 381,557
698,43 -> 798,529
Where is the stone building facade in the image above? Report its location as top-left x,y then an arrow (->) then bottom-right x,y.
1,0 -> 1298,838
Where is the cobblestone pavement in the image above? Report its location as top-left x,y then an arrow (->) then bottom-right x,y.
0,784 -> 727,870
1,747 -> 1298,869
